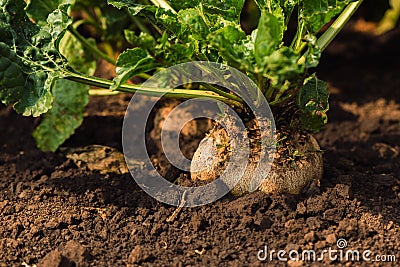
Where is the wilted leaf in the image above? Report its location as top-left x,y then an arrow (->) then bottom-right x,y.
33,79 -> 89,151
62,145 -> 131,174
32,29 -> 97,151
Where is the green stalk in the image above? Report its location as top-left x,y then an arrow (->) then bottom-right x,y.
264,84 -> 275,101
269,93 -> 293,106
63,71 -> 243,108
67,25 -> 116,65
298,0 -> 363,65
316,0 -> 364,51
200,83 -> 243,103
89,89 -> 121,96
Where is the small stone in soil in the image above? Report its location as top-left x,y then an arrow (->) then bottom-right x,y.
304,231 -> 317,243
325,233 -> 337,244
314,241 -> 326,250
39,249 -> 73,267
127,245 -> 153,265
39,240 -> 90,267
62,240 -> 91,264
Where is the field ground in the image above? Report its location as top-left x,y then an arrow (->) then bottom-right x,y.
0,20 -> 399,266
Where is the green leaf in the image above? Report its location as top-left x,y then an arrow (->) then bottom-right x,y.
111,48 -> 156,90
32,29 -> 96,151
209,24 -> 255,71
0,0 -> 71,116
124,30 -> 156,50
169,0 -> 199,10
40,6 -> 74,51
107,0 -> 138,10
300,0 -> 355,34
107,0 -> 156,16
116,47 -> 149,67
0,0 -> 39,47
261,47 -> 304,87
115,2 -> 179,37
0,43 -> 54,116
33,79 -> 89,152
169,0 -> 245,22
26,0 -> 73,25
178,8 -> 209,39
101,3 -> 131,28
164,42 -> 196,63
303,35 -> 321,68
155,8 -> 181,34
200,0 -> 245,22
297,75 -> 329,132
253,0 -> 287,25
254,12 -> 283,67
282,0 -> 299,22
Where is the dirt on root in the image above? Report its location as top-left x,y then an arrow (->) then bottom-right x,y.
1,21 -> 400,266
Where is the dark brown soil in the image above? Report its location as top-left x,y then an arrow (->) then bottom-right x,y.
1,21 -> 400,266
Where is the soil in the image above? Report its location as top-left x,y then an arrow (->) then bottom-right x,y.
1,20 -> 400,266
